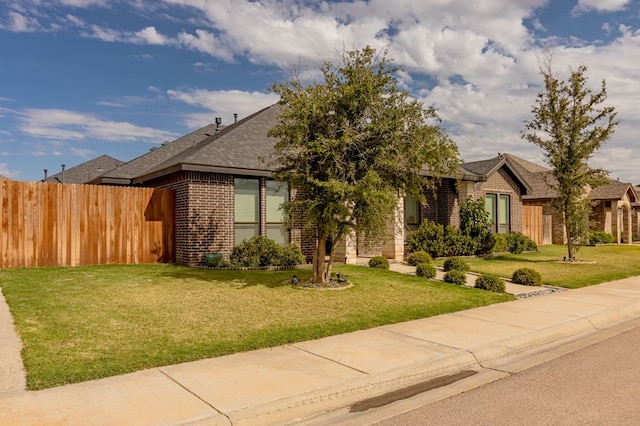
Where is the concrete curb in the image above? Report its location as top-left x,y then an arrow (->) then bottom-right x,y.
221,297 -> 640,425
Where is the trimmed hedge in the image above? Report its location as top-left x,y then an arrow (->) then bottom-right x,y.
588,231 -> 616,245
443,270 -> 467,285
512,268 -> 543,286
416,263 -> 436,278
443,257 -> 469,272
368,256 -> 390,270
407,250 -> 433,266
474,274 -> 506,293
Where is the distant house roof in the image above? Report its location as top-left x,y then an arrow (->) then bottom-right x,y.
498,153 -> 636,203
45,155 -> 124,184
460,154 -> 533,194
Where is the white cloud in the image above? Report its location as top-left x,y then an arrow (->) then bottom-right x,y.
2,11 -> 42,32
18,108 -> 179,143
573,0 -> 630,14
166,88 -> 279,127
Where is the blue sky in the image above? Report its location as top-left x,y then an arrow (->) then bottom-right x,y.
1,0 -> 639,183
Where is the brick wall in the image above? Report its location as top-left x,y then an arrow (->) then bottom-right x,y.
150,171 -> 234,266
422,178 -> 459,227
477,168 -> 524,233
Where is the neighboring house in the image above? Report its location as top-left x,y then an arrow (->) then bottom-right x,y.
44,155 -> 124,184
500,153 -> 637,244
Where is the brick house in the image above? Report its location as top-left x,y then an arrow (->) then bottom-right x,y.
89,104 -> 534,266
497,153 -> 637,244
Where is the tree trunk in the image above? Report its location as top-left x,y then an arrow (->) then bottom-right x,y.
313,233 -> 328,283
565,208 -> 575,261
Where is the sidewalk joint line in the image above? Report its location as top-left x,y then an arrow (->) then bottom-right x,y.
290,345 -> 371,375
158,369 -> 233,424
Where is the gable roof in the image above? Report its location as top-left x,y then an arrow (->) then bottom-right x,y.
460,154 -> 533,194
498,153 -> 636,202
45,155 -> 124,184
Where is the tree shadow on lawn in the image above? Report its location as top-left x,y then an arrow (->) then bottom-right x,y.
159,265 -> 311,289
481,254 -> 559,264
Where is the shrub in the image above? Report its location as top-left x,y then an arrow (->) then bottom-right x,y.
443,257 -> 469,272
407,220 -> 446,258
415,262 -> 436,278
276,244 -> 306,266
474,274 -> 506,293
512,268 -> 543,286
588,231 -> 616,245
230,236 -> 305,267
368,256 -> 390,270
442,227 -> 475,256
407,250 -> 432,266
493,233 -> 507,252
505,232 -> 537,254
443,270 -> 467,285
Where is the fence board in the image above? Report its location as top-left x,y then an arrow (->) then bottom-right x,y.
523,205 -> 543,245
0,181 -> 175,269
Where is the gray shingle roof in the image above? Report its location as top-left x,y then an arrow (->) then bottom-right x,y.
92,123 -> 218,185
134,104 -> 283,183
461,154 -> 533,194
501,153 -> 636,202
45,154 -> 124,184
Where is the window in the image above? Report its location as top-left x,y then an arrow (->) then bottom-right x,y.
234,178 -> 259,243
485,193 -> 510,234
498,194 -> 510,234
404,194 -> 421,232
234,178 -> 290,245
266,180 -> 289,244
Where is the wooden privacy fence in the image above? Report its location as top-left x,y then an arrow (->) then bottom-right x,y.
0,181 -> 175,268
523,205 -> 543,246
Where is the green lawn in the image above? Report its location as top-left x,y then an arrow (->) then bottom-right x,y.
441,244 -> 640,289
0,264 -> 511,390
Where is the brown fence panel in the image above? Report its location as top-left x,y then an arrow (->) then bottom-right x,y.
523,205 -> 543,245
0,181 -> 174,268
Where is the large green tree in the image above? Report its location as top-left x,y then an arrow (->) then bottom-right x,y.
522,58 -> 618,260
269,46 -> 459,283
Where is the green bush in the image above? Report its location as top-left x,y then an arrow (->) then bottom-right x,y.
230,236 -> 305,267
276,244 -> 306,266
505,232 -> 537,254
511,268 -> 543,286
493,233 -> 507,252
407,250 -> 432,266
588,231 -> 616,244
368,256 -> 390,270
443,257 -> 469,272
407,220 -> 446,258
474,274 -> 506,293
443,270 -> 467,285
415,262 -> 436,278
407,218 -> 494,258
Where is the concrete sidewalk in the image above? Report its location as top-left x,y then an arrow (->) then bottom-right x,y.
3,276 -> 640,425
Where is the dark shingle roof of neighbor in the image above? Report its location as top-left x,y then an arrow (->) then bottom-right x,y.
460,154 -> 533,194
501,153 -> 636,202
45,154 -> 124,184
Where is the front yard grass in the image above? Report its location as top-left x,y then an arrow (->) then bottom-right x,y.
0,264 -> 511,390
443,244 -> 640,289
